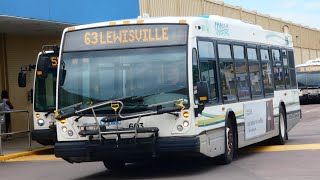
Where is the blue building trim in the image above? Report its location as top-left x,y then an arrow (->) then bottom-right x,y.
0,0 -> 140,24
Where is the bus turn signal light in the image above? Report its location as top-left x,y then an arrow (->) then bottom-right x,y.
183,111 -> 189,119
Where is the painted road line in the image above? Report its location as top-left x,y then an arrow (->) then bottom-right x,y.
246,144 -> 320,153
6,155 -> 61,162
305,109 -> 319,113
0,147 -> 53,162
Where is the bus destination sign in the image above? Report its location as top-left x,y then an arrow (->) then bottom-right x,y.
296,65 -> 320,72
63,24 -> 188,51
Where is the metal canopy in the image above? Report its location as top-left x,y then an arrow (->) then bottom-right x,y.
0,15 -> 73,36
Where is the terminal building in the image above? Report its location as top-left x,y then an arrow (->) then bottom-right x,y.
0,0 -> 320,132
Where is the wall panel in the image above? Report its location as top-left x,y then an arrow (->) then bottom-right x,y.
294,47 -> 302,65
241,11 -> 255,24
310,49 -> 317,60
301,48 -> 310,63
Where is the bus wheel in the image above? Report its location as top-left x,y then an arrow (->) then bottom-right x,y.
274,106 -> 287,145
217,118 -> 235,165
103,160 -> 125,171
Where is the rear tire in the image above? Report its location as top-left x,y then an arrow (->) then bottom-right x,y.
103,160 -> 125,171
274,106 -> 287,145
217,118 -> 235,165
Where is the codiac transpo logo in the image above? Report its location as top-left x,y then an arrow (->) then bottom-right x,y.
215,22 -> 229,36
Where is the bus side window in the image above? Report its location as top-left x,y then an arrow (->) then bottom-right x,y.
282,49 -> 290,88
218,43 -> 237,102
198,41 -> 218,102
247,47 -> 263,99
233,45 -> 250,100
260,49 -> 274,96
288,50 -> 297,88
272,49 -> 285,90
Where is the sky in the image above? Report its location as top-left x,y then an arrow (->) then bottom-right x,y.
223,0 -> 320,30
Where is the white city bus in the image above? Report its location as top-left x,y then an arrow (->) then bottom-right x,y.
296,58 -> 320,103
19,45 -> 59,145
54,15 -> 301,169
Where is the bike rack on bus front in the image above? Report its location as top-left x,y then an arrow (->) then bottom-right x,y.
62,99 -> 184,149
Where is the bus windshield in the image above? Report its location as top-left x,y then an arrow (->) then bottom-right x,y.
297,72 -> 320,88
58,46 -> 188,114
34,54 -> 57,112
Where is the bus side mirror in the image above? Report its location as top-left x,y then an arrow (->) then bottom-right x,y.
60,69 -> 67,86
18,71 -> 27,87
196,81 -> 209,104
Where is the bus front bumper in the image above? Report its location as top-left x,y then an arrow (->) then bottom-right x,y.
54,136 -> 200,163
31,129 -> 57,145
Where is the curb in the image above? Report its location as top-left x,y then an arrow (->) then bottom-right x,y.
0,146 -> 53,162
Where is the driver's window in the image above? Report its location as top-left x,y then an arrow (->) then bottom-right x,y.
198,40 -> 218,102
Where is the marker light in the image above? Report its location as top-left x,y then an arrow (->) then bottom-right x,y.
123,20 -> 130,24
62,126 -> 67,133
183,111 -> 189,119
183,121 -> 189,127
137,20 -> 144,24
37,119 -> 45,126
68,27 -> 75,31
179,20 -> 187,24
37,71 -> 43,75
60,119 -> 66,124
36,113 -> 40,118
177,125 -> 183,132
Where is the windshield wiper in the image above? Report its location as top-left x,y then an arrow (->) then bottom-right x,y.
100,106 -> 182,122
100,99 -> 185,123
55,96 -> 144,120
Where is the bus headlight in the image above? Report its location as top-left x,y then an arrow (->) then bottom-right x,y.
62,126 -> 67,133
177,125 -> 183,131
183,121 -> 189,127
37,119 -> 45,126
67,130 -> 74,136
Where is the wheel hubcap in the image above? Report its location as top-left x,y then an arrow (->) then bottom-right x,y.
226,127 -> 233,155
280,114 -> 285,138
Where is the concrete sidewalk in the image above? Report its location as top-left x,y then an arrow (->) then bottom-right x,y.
0,134 -> 53,161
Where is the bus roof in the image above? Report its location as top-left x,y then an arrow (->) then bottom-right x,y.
64,15 -> 293,48
296,58 -> 320,68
